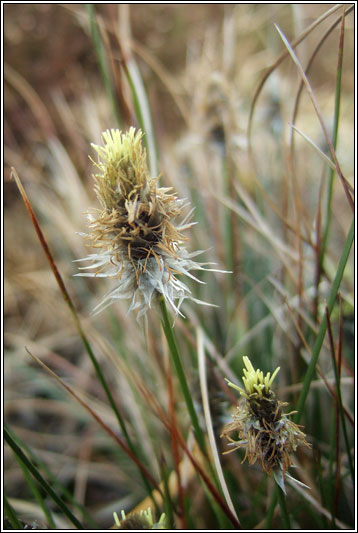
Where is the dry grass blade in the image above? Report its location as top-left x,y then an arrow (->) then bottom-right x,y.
10,168 -> 75,313
247,3 -> 344,147
127,367 -> 242,529
25,347 -> 161,495
5,64 -> 55,138
130,39 -> 191,127
289,124 -> 338,172
274,23 -> 354,212
290,5 -> 355,151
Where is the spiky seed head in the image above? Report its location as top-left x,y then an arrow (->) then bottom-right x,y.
221,357 -> 310,492
76,128 -> 226,318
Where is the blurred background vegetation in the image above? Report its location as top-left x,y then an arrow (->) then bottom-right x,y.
4,4 -> 354,530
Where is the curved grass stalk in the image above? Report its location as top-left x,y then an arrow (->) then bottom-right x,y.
274,23 -> 353,212
248,3 -> 344,148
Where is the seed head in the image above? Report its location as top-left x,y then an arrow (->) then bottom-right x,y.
76,128 -> 224,317
221,357 -> 310,492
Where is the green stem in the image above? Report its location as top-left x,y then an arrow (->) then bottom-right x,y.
320,11 -> 345,267
294,219 -> 354,423
159,298 -> 206,456
4,426 -> 84,529
4,494 -> 24,530
264,486 -> 278,529
328,314 -> 354,483
5,425 -> 98,528
17,459 -> 56,528
276,484 -> 292,529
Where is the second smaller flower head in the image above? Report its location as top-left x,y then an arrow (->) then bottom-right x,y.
221,357 -> 310,492
76,128 -> 223,318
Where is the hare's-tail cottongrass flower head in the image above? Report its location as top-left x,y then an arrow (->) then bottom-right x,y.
76,128 -> 224,318
113,508 -> 167,529
221,356 -> 310,493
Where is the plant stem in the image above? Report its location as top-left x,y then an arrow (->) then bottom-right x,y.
276,484 -> 292,529
264,486 -> 278,529
294,219 -> 354,423
4,494 -> 24,530
320,10 -> 345,268
4,426 -> 84,529
159,298 -> 207,456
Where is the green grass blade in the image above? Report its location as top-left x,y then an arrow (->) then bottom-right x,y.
320,11 -> 346,268
159,298 -> 206,456
4,426 -> 84,529
5,426 -> 98,528
294,218 -> 354,423
264,486 -> 278,529
326,308 -> 354,483
17,459 -> 56,528
276,484 -> 291,529
4,495 -> 24,530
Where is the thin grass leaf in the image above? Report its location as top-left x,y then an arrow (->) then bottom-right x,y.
5,426 -> 99,528
286,474 -> 350,529
274,23 -> 354,212
4,495 -> 24,530
196,327 -> 241,526
325,305 -> 354,483
248,4 -> 344,155
127,361 -> 242,528
4,426 -> 84,529
124,58 -> 158,177
294,218 -> 354,422
289,124 -> 337,171
320,9 -> 348,267
290,5 -> 355,150
86,4 -> 121,126
24,347 -> 162,498
16,459 -> 56,529
159,297 -> 207,456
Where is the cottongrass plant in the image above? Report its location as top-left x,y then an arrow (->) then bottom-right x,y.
75,127 -> 221,318
4,4 -> 354,530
